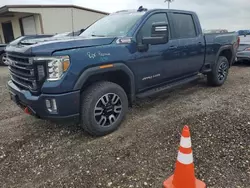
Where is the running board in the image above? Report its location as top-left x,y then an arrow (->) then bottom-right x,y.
136,75 -> 200,98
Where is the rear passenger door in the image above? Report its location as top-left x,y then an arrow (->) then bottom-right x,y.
167,12 -> 205,76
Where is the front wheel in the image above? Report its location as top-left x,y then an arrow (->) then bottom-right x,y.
80,81 -> 128,136
207,56 -> 229,86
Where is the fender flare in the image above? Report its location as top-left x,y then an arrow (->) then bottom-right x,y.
73,63 -> 136,102
215,45 -> 234,65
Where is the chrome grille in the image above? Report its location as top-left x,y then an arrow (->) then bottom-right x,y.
7,53 -> 42,92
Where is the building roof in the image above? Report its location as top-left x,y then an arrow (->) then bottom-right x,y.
0,4 -> 109,15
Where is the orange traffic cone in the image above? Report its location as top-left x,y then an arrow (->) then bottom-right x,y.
163,125 -> 206,188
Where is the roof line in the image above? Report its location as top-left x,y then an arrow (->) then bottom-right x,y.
0,4 -> 109,15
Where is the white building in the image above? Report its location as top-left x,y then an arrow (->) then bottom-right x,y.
0,4 -> 108,43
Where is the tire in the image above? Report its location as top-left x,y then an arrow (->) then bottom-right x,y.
80,81 -> 128,136
0,53 -> 7,66
207,56 -> 229,86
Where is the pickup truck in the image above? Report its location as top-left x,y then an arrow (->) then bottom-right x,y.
6,7 -> 239,136
236,35 -> 250,62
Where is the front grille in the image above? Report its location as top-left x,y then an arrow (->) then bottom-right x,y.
8,53 -> 46,94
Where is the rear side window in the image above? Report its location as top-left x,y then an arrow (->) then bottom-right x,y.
171,13 -> 196,39
137,13 -> 168,42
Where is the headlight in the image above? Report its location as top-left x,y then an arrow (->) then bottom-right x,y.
32,56 -> 70,81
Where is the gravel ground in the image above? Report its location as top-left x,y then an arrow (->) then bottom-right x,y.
0,64 -> 250,188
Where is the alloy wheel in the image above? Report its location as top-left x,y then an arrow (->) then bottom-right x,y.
94,93 -> 122,127
218,61 -> 228,81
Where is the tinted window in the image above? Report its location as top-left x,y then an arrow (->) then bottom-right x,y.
137,13 -> 168,41
172,13 -> 196,38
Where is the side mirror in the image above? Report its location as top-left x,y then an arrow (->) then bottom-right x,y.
142,22 -> 169,45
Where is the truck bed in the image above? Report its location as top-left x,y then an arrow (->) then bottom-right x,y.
204,32 -> 239,66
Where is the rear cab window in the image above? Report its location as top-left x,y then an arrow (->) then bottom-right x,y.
171,13 -> 197,39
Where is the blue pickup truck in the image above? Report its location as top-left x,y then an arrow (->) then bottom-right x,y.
6,7 -> 239,136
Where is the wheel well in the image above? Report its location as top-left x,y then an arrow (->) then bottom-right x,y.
219,49 -> 232,65
81,70 -> 132,103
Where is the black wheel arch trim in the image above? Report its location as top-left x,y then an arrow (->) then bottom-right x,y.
73,63 -> 136,103
215,45 -> 233,65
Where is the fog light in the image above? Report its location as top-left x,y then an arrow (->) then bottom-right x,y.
45,99 -> 51,108
51,99 -> 57,111
45,99 -> 57,113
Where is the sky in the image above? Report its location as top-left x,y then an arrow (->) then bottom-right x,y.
1,0 -> 250,31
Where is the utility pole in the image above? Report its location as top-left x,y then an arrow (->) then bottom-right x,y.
164,0 -> 174,9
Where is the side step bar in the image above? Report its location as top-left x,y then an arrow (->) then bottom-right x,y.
136,75 -> 200,98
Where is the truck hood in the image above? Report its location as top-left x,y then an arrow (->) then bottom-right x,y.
5,36 -> 116,56
20,36 -> 75,45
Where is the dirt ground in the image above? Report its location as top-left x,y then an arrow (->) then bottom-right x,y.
0,64 -> 249,188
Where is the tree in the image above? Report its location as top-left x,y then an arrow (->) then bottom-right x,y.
164,0 -> 174,9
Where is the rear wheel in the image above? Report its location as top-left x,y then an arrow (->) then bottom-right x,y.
80,81 -> 128,136
207,56 -> 229,86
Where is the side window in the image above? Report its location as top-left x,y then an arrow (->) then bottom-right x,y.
172,13 -> 197,39
137,13 -> 168,42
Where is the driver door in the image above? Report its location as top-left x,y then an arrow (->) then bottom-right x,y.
129,13 -> 172,92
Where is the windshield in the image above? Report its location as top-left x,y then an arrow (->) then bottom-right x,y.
80,12 -> 144,37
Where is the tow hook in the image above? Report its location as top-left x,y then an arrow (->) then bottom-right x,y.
24,107 -> 32,115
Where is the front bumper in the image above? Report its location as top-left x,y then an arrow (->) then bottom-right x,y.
7,80 -> 80,120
